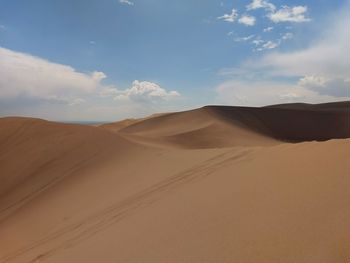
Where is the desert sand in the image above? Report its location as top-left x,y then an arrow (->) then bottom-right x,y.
1,102 -> 350,263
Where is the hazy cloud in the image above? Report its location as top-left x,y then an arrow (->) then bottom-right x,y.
299,76 -> 350,97
250,3 -> 350,81
234,35 -> 255,42
252,39 -> 264,46
281,32 -> 294,40
263,26 -> 274,32
69,98 -> 86,106
119,0 -> 134,6
238,15 -> 256,26
250,38 -> 282,52
218,9 -> 238,23
246,0 -> 276,12
268,6 -> 311,23
257,40 -> 280,51
216,1 -> 350,104
216,79 -> 348,107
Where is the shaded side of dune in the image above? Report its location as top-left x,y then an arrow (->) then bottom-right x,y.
207,105 -> 350,142
264,101 -> 350,111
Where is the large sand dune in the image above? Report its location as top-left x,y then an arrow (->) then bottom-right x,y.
0,117 -> 146,220
1,102 -> 350,263
102,104 -> 350,148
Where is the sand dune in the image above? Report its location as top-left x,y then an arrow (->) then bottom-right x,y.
99,113 -> 167,133
102,103 -> 350,148
206,105 -> 350,142
0,117 -> 145,221
103,107 -> 278,149
1,102 -> 350,263
265,101 -> 350,111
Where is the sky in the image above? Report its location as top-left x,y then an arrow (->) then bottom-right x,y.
1,0 -> 350,121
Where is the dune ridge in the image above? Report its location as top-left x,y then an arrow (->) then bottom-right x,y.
102,102 -> 350,148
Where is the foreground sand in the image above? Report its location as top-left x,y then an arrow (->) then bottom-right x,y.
1,103 -> 350,263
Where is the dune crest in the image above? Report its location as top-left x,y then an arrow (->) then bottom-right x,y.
102,102 -> 350,148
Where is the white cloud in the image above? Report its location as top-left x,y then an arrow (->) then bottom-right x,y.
234,35 -> 255,42
218,9 -> 238,23
0,25 -> 5,30
257,40 -> 280,51
0,47 -> 103,103
261,41 -> 279,50
238,15 -> 256,26
0,46 -> 181,103
250,3 -> 350,81
217,2 -> 350,106
281,32 -> 294,40
263,26 -> 274,32
114,80 -> 180,103
243,32 -> 293,52
253,40 -> 281,52
91,71 -> 107,82
217,1 -> 350,102
234,32 -> 292,52
246,0 -> 276,12
268,6 -> 311,23
0,47 -> 181,120
298,75 -> 328,88
252,39 -> 264,46
119,0 -> 134,6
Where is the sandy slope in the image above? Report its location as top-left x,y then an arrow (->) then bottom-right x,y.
0,117 -> 146,221
1,102 -> 350,263
104,107 -> 278,149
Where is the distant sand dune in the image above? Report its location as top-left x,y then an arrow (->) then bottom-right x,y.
1,102 -> 350,263
102,103 -> 350,148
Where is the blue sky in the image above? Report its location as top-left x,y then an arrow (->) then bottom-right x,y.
1,0 -> 349,121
